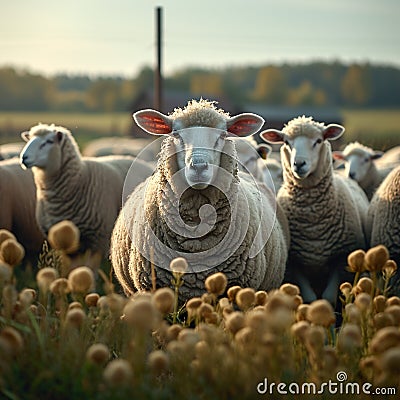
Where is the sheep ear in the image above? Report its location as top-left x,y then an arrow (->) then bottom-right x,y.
21,131 -> 30,142
323,124 -> 345,141
332,151 -> 345,160
133,109 -> 172,135
257,144 -> 272,160
259,129 -> 285,144
226,113 -> 265,137
371,151 -> 384,160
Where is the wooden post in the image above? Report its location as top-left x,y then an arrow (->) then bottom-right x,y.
154,6 -> 163,111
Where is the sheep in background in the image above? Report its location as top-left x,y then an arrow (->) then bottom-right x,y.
368,165 -> 400,268
260,157 -> 283,192
20,123 -> 153,270
261,116 -> 369,304
333,142 -> 393,200
0,142 -> 25,161
111,99 -> 289,300
0,158 -> 44,262
233,137 -> 279,192
83,136 -> 161,166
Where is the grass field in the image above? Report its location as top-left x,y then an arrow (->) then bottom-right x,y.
0,109 -> 399,150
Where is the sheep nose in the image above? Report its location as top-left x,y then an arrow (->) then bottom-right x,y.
190,161 -> 208,174
294,160 -> 306,171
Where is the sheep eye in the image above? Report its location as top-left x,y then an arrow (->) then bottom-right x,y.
364,157 -> 370,163
313,138 -> 322,148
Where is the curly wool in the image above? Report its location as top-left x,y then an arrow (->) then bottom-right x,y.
368,165 -> 400,265
278,138 -> 368,298
282,115 -> 326,139
0,159 -> 44,260
30,125 -> 153,265
341,142 -> 391,200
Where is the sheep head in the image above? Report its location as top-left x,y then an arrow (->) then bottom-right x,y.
133,99 -> 264,189
332,142 -> 383,183
260,116 -> 344,180
20,124 -> 67,176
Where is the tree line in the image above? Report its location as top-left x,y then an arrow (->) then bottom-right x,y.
0,61 -> 399,112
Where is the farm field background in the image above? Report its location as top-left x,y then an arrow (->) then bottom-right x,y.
0,109 -> 399,150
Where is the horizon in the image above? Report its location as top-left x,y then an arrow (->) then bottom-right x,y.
1,0 -> 399,78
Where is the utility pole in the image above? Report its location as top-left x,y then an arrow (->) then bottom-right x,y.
154,6 -> 163,111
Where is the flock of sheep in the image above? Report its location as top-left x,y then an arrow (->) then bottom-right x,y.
1,98 -> 399,305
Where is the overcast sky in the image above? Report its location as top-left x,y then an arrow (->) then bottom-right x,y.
1,0 -> 399,77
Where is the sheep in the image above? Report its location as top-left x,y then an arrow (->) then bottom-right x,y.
333,142 -> 393,200
260,116 -> 369,304
260,157 -> 283,192
376,145 -> 400,169
20,123 -> 154,269
0,142 -> 25,161
0,158 -> 44,261
367,165 -> 400,267
83,137 -> 161,165
110,99 -> 290,300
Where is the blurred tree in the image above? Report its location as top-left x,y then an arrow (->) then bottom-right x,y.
190,73 -> 223,97
287,81 -> 327,106
341,65 -> 372,106
251,66 -> 288,104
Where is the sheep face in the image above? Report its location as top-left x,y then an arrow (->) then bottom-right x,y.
133,105 -> 264,189
260,118 -> 344,180
333,147 -> 383,183
20,130 -> 63,176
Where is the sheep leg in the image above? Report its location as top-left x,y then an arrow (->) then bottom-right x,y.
321,268 -> 339,307
293,271 -> 317,303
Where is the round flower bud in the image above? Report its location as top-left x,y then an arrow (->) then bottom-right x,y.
86,343 -> 110,366
383,259 -> 397,278
36,267 -> 59,292
65,308 -> 86,328
387,296 -> 400,307
373,312 -> 395,330
103,359 -> 133,387
0,239 -> 25,266
166,324 -> 182,342
186,297 -> 202,318
279,283 -> 300,296
337,324 -> 362,353
68,266 -> 94,295
169,257 -> 188,274
227,286 -> 241,302
68,301 -> 83,310
255,291 -> 268,306
347,249 -> 366,273
291,321 -> 310,343
0,230 -> 16,245
152,287 -> 175,315
373,295 -> 386,313
198,302 -> 213,319
147,350 -> 169,375
85,292 -> 100,308
205,272 -> 228,296
225,311 -> 245,335
380,347 -> 400,374
365,245 -> 389,272
50,278 -> 70,297
306,299 -> 335,327
123,299 -> 156,332
369,326 -> 400,354
236,288 -> 256,311
356,277 -> 373,294
0,326 -> 24,356
339,282 -> 352,298
296,304 -> 310,322
354,292 -> 372,312
48,220 -> 80,254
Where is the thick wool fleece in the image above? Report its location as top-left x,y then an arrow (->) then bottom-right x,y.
278,141 -> 368,295
0,158 -> 44,258
33,129 -> 153,259
368,165 -> 400,265
111,137 -> 289,300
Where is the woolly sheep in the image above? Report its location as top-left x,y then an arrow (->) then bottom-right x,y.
0,158 -> 44,261
333,142 -> 392,200
260,157 -> 283,192
261,116 -> 369,304
20,123 -> 153,269
83,137 -> 160,165
376,145 -> 400,169
111,99 -> 290,300
0,142 -> 25,161
367,165 -> 400,267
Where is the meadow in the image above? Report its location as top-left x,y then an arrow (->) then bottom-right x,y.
0,108 -> 399,150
